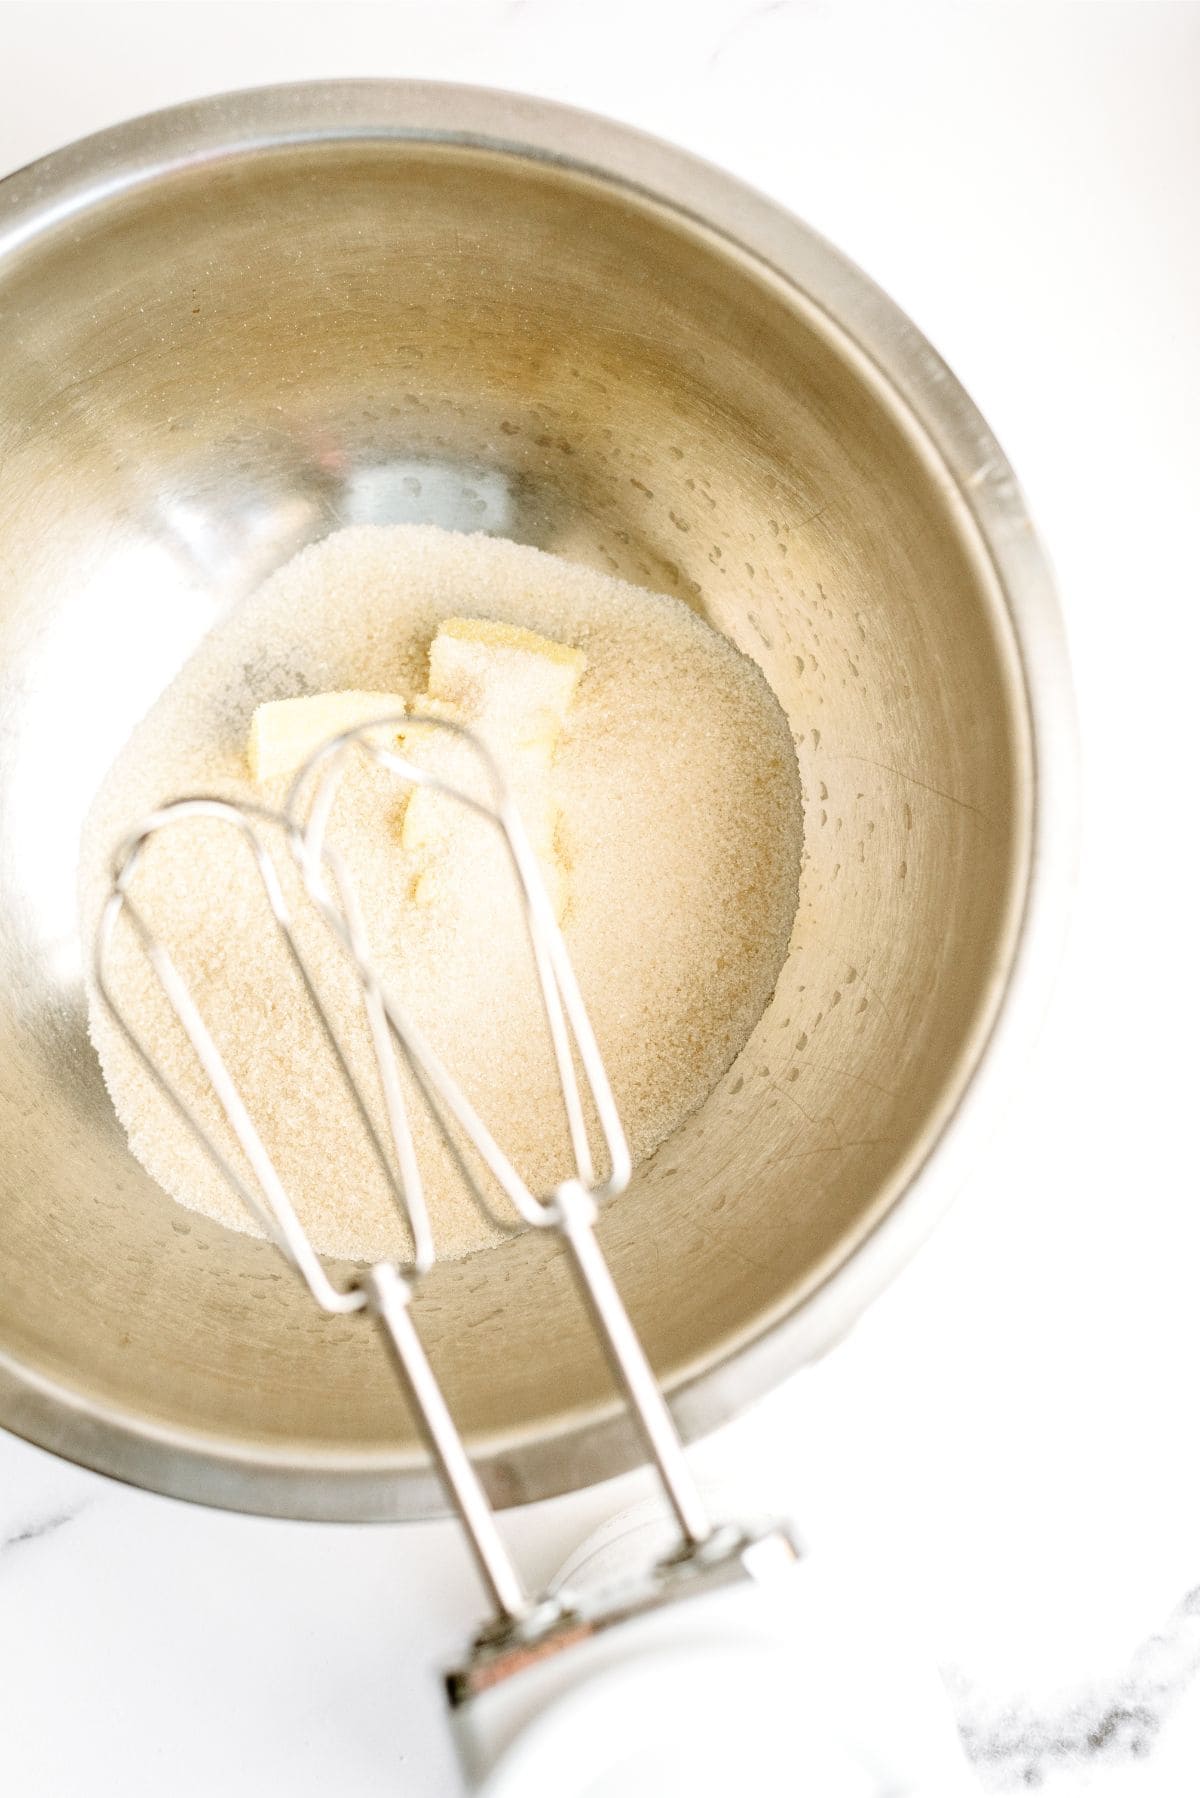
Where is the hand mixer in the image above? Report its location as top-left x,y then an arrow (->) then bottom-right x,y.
94,713 -> 977,1798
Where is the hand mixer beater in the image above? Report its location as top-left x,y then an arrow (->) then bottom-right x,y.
94,712 -> 968,1797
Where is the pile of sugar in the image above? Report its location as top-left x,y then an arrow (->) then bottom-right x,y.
80,525 -> 802,1263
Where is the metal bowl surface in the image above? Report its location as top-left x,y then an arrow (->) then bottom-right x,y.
0,83 -> 1074,1519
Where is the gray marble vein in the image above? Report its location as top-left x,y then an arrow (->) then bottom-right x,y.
1,1504 -> 87,1555
950,1586 -> 1200,1790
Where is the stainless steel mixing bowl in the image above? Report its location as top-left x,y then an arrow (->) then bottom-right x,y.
0,83 -> 1073,1519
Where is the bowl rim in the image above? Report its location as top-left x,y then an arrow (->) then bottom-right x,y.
0,79 -> 1078,1522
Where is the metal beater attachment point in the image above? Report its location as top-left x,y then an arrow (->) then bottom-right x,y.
95,712 -> 713,1636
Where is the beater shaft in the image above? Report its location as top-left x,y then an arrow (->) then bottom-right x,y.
555,1184 -> 711,1548
362,1262 -> 529,1622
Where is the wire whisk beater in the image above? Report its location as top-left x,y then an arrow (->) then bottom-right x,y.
95,712 -> 713,1632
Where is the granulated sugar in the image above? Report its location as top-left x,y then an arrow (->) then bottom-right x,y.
80,525 -> 802,1263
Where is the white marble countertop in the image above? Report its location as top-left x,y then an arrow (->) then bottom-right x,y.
2,3 -> 1197,1792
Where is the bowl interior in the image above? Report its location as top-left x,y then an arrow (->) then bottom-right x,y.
0,131 -> 1030,1511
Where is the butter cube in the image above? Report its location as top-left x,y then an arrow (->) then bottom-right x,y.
247,692 -> 407,784
427,617 -> 585,751
396,703 -> 473,851
408,619 -> 584,916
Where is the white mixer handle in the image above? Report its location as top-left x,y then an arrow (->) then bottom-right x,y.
461,1523 -> 979,1798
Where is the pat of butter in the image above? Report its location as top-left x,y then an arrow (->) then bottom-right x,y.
406,619 -> 584,919
427,616 -> 585,752
247,692 -> 407,784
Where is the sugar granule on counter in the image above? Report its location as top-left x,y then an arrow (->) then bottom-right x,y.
80,524 -> 803,1263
